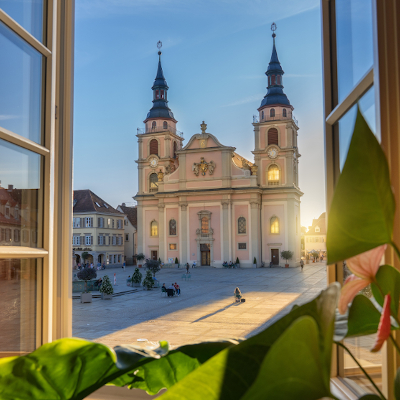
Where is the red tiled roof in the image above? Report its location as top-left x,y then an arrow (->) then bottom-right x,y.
73,190 -> 122,215
118,205 -> 137,228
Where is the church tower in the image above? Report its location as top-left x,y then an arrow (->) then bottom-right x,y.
135,42 -> 184,260
252,24 -> 302,267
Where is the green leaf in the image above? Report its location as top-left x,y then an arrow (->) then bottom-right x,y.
111,340 -> 238,394
327,108 -> 395,264
240,317 -> 329,400
0,338 -> 167,400
395,367 -> 400,400
158,284 -> 339,400
372,265 -> 400,316
335,294 -> 399,342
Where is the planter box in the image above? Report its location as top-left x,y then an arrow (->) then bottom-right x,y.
175,264 -> 179,269
253,264 -> 257,268
133,282 -> 141,287
138,264 -> 143,268
101,293 -> 113,300
285,264 -> 289,268
80,292 -> 92,303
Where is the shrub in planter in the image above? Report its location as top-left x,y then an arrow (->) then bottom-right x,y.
281,250 -> 294,267
235,257 -> 239,266
253,257 -> 257,268
77,267 -> 97,293
99,275 -> 113,299
131,268 -> 142,286
136,253 -> 145,267
142,270 -> 154,290
145,259 -> 161,277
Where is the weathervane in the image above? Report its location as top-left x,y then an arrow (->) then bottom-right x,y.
271,22 -> 277,38
157,40 -> 162,55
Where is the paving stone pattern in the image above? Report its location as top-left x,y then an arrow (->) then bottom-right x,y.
73,263 -> 327,349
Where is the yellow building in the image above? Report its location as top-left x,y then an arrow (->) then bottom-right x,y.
304,212 -> 326,257
73,190 -> 125,266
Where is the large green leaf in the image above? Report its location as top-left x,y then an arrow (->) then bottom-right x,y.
158,284 -> 339,400
327,108 -> 395,264
240,317 -> 329,400
0,338 -> 168,400
372,265 -> 400,316
111,340 -> 239,394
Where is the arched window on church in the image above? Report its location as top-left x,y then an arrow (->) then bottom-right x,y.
270,108 -> 275,117
163,121 -> 167,129
169,219 -> 177,236
282,108 -> 287,117
271,75 -> 276,85
201,217 -> 209,236
173,141 -> 177,158
238,217 -> 246,234
150,220 -> 158,236
155,90 -> 159,99
268,128 -> 278,145
270,216 -> 279,234
150,139 -> 158,155
268,164 -> 280,186
149,173 -> 158,192
151,121 -> 156,129
160,90 -> 164,99
277,75 -> 281,85
261,110 -> 264,120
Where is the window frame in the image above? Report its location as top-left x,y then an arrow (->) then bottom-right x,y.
150,220 -> 158,237
237,216 -> 246,235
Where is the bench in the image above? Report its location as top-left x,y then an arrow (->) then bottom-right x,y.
181,274 -> 191,281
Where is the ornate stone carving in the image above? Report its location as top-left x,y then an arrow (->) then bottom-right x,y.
250,165 -> 258,175
200,121 -> 207,134
157,169 -> 164,182
192,157 -> 216,176
165,162 -> 175,175
158,203 -> 165,209
221,201 -> 231,209
179,202 -> 188,211
250,201 -> 260,209
242,160 -> 251,171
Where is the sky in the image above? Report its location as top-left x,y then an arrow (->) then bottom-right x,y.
73,0 -> 326,229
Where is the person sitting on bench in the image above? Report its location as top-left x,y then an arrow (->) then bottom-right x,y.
234,287 -> 242,302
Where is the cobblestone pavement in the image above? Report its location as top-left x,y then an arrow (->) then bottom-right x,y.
73,263 -> 327,350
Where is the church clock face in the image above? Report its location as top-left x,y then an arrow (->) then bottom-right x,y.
149,157 -> 158,168
267,148 -> 278,159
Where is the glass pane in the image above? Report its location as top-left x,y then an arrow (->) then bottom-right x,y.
337,86 -> 376,170
335,0 -> 374,103
0,139 -> 43,248
0,0 -> 45,43
0,21 -> 44,144
0,258 -> 39,354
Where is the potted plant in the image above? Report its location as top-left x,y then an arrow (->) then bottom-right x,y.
81,251 -> 89,266
174,257 -> 179,268
235,257 -> 240,268
136,253 -> 145,268
311,251 -> 319,262
253,257 -> 257,268
77,267 -> 97,303
281,250 -> 294,268
142,270 -> 154,290
145,258 -> 161,278
131,268 -> 142,287
99,275 -> 113,300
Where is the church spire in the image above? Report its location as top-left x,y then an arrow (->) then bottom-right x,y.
259,23 -> 291,109
145,41 -> 176,123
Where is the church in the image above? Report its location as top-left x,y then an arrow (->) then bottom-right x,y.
134,31 -> 303,268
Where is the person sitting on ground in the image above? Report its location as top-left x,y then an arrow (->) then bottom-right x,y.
234,287 -> 242,302
174,282 -> 180,296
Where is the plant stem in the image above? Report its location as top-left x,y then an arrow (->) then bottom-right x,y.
336,342 -> 386,400
389,333 -> 400,355
391,241 -> 400,262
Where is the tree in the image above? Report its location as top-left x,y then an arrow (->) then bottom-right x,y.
145,259 -> 160,277
142,270 -> 154,290
253,257 -> 257,264
311,251 -> 319,260
235,257 -> 239,265
99,275 -> 113,295
131,268 -> 142,284
77,267 -> 97,293
174,257 -> 179,264
81,252 -> 90,264
281,250 -> 294,264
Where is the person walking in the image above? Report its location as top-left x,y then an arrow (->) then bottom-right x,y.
186,263 -> 190,274
300,259 -> 304,272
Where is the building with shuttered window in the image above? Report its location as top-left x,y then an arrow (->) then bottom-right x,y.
135,32 -> 302,267
72,190 -> 125,266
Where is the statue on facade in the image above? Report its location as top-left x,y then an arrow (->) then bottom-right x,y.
157,169 -> 164,182
192,157 -> 216,176
250,165 -> 258,175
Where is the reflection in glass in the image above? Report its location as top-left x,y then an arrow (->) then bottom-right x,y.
0,0 -> 45,42
335,0 -> 373,102
0,258 -> 38,354
0,21 -> 43,144
337,86 -> 376,170
0,139 -> 43,248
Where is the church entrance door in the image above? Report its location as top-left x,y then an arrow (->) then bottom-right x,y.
151,251 -> 158,260
200,244 -> 210,266
271,249 -> 279,265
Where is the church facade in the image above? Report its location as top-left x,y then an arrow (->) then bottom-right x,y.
134,33 -> 303,267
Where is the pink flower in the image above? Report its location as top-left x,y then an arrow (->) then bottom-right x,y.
371,294 -> 391,352
338,245 -> 386,314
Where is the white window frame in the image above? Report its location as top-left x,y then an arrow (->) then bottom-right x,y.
85,235 -> 91,246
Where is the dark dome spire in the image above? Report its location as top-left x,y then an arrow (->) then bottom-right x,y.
145,43 -> 176,122
259,24 -> 291,108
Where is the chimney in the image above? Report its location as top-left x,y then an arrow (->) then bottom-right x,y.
122,202 -> 126,207
8,184 -> 13,192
